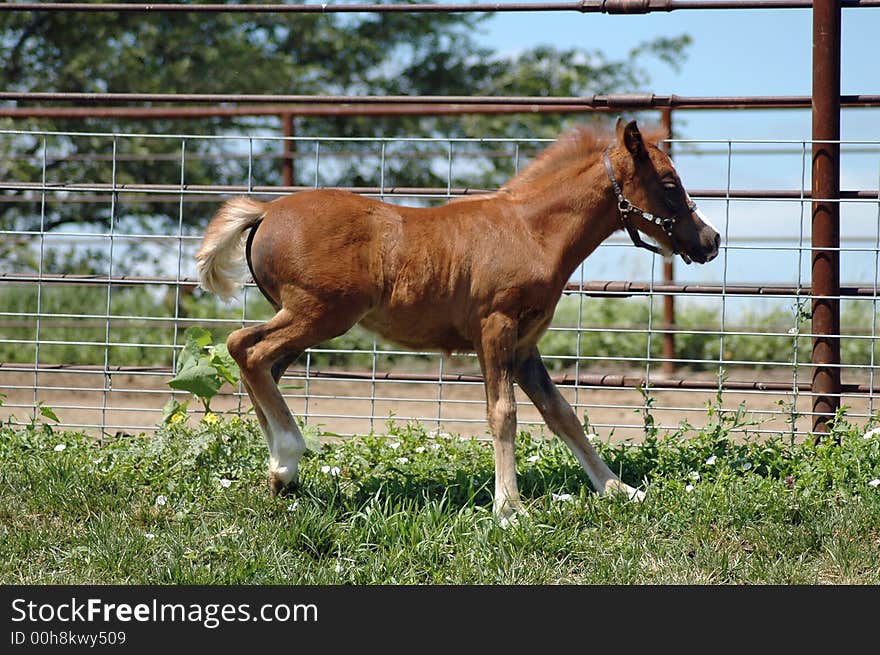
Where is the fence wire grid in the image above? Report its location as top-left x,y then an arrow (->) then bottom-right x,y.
2,128 -> 879,441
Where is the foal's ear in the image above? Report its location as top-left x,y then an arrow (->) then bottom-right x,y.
617,119 -> 648,160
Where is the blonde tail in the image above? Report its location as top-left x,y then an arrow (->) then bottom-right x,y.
195,196 -> 266,301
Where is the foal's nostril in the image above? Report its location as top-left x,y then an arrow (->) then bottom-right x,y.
714,233 -> 721,249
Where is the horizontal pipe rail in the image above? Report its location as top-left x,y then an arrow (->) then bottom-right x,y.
3,194 -> 879,207
2,272 -> 878,298
22,231 -> 877,249
3,99 -> 880,120
1,1 -> 877,14
3,361 -> 878,395
4,146 -> 880,164
3,318 -> 873,340
0,104 -> 598,119
3,92 -> 880,109
0,181 -> 876,200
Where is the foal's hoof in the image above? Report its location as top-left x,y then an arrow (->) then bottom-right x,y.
495,503 -> 529,529
603,479 -> 646,503
268,473 -> 299,498
627,487 -> 647,503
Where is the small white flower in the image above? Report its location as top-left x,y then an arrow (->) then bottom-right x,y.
868,479 -> 880,488
155,495 -> 167,507
320,465 -> 340,476
144,532 -> 156,539
705,455 -> 717,466
430,443 -> 441,450
397,457 -> 409,464
787,327 -> 799,335
552,493 -> 573,502
219,478 -> 232,488
741,461 -> 753,471
688,471 -> 701,480
53,444 -> 66,452
334,562 -> 343,573
389,442 -> 400,449
863,427 -> 880,440
685,484 -> 695,493
585,433 -> 598,442
526,454 -> 540,463
415,446 -> 426,454
287,501 -> 299,512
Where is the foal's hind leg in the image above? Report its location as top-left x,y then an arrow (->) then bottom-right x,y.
238,351 -> 302,480
227,302 -> 363,494
476,313 -> 524,521
515,347 -> 644,501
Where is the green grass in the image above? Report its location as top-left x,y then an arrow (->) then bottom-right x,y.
2,409 -> 880,584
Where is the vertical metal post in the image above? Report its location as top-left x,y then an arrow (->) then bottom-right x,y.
811,0 -> 842,435
660,107 -> 676,376
281,112 -> 295,188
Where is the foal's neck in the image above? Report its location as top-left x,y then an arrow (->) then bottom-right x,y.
510,161 -> 620,284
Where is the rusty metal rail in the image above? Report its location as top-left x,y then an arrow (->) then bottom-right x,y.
2,1 -> 877,14
0,104 -> 596,119
0,181 -> 876,201
2,361 -> 878,395
3,92 -> 880,109
3,97 -> 880,121
1,272 -> 876,300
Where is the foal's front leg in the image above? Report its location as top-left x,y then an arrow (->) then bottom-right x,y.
476,313 -> 524,521
515,347 -> 645,501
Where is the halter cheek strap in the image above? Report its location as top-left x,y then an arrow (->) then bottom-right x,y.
603,147 -> 696,256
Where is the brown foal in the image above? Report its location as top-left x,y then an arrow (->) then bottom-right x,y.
196,119 -> 720,521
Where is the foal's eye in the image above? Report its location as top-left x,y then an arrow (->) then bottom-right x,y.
661,179 -> 681,209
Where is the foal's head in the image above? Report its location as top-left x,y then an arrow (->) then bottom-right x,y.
607,119 -> 720,264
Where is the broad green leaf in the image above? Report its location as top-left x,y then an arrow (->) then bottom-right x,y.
184,326 -> 213,348
168,365 -> 222,400
175,327 -> 213,374
210,343 -> 240,386
177,340 -> 203,374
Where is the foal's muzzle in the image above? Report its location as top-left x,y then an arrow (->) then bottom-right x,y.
684,226 -> 720,265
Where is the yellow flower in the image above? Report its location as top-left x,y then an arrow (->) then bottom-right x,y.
170,413 -> 186,425
203,413 -> 218,425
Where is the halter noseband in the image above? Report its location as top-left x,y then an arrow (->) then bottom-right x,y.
603,147 -> 697,256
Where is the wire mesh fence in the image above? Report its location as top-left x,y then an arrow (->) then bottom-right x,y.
1,128 -> 879,440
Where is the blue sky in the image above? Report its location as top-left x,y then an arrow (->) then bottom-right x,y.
482,8 -> 874,133
475,7 -> 878,290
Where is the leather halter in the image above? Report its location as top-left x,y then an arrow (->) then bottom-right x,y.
603,147 -> 697,256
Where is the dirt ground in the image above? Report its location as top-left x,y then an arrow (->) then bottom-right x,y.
3,365 -> 872,442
